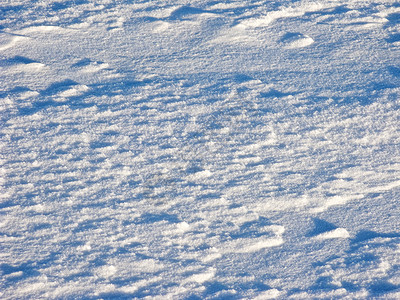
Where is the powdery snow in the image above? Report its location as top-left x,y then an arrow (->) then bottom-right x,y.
1,0 -> 400,299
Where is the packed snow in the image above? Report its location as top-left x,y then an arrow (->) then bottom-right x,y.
1,0 -> 400,298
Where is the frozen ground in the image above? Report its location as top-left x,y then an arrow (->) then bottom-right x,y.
1,0 -> 400,298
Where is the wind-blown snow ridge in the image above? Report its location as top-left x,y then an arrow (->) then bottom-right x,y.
1,0 -> 400,299
236,2 -> 327,28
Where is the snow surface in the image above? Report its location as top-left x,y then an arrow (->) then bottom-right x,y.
1,0 -> 400,299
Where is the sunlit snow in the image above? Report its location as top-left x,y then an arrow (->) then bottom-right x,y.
1,0 -> 400,299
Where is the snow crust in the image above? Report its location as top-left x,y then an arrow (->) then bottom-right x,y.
1,0 -> 400,298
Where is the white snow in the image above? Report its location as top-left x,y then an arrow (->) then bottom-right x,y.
314,228 -> 350,240
1,0 -> 400,299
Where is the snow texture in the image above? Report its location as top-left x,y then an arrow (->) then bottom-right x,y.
1,0 -> 400,299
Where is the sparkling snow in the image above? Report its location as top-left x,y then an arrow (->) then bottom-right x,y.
1,0 -> 400,298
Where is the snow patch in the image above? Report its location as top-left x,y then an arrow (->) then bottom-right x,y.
237,3 -> 327,28
254,289 -> 281,299
281,32 -> 314,49
185,268 -> 216,283
56,85 -> 90,100
96,265 -> 117,278
0,35 -> 28,51
314,228 -> 350,240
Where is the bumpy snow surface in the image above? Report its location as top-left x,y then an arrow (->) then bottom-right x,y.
1,0 -> 400,299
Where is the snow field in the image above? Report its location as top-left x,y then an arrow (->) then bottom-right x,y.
1,0 -> 400,298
